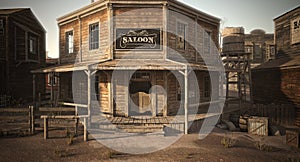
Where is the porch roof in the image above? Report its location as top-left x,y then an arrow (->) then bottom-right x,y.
31,59 -> 220,74
30,61 -> 100,73
94,59 -> 208,71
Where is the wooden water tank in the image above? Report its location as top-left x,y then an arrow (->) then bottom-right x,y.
222,27 -> 245,54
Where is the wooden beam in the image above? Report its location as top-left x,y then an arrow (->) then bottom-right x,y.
184,66 -> 189,134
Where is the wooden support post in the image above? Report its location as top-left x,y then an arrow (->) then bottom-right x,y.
30,106 -> 35,134
44,117 -> 48,139
75,118 -> 79,136
50,72 -> 54,107
87,70 -> 91,127
83,117 -> 87,142
184,67 -> 189,134
33,74 -> 36,107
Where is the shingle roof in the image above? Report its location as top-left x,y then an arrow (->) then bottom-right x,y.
253,55 -> 300,70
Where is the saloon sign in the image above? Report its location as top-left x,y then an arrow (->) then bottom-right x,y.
116,28 -> 161,50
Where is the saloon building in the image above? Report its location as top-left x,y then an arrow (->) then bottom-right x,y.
0,8 -> 46,105
32,0 -> 222,132
252,6 -> 300,126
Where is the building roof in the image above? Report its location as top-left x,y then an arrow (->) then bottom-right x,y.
57,0 -> 220,25
0,8 -> 46,32
0,8 -> 27,15
274,5 -> 300,21
252,55 -> 300,71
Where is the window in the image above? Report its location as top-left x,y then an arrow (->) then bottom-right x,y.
204,76 -> 211,98
66,31 -> 74,54
204,31 -> 211,55
0,19 -> 4,35
89,23 -> 99,50
176,21 -> 186,50
47,73 -> 57,86
29,36 -> 37,54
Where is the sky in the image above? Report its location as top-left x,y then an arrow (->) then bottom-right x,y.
0,0 -> 299,58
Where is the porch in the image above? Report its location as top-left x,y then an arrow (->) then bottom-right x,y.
31,59 -> 223,135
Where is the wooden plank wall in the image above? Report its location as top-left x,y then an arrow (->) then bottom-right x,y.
274,7 -> 300,57
59,9 -> 109,64
113,7 -> 164,59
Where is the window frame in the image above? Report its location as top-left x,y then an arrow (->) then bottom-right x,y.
204,75 -> 211,98
65,30 -> 74,54
203,30 -> 212,55
47,73 -> 57,86
176,20 -> 188,50
89,22 -> 100,51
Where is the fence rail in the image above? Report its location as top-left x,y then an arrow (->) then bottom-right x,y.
0,106 -> 34,135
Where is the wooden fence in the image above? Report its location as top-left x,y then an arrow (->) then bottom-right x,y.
0,106 -> 34,136
250,103 -> 296,127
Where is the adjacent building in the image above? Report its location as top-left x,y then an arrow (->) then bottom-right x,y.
0,8 -> 46,104
245,29 -> 275,67
32,0 -> 221,121
252,6 -> 300,126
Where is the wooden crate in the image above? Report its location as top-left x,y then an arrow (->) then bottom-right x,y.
286,128 -> 300,148
248,117 -> 268,136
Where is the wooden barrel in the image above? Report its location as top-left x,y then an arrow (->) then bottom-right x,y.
239,115 -> 249,132
222,27 -> 245,53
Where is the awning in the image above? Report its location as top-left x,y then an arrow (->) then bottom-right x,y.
31,59 -> 221,74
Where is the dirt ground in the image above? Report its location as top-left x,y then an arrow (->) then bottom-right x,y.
0,127 -> 299,162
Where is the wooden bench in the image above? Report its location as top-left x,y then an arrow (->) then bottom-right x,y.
41,115 -> 88,141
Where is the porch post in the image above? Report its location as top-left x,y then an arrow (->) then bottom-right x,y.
87,69 -> 91,127
32,74 -> 36,107
50,72 -> 54,106
184,66 -> 189,134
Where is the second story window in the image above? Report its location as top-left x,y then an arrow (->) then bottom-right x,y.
66,31 -> 74,54
204,30 -> 211,55
89,23 -> 99,50
176,21 -> 186,50
27,33 -> 38,61
29,36 -> 37,55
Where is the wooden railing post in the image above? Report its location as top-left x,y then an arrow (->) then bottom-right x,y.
29,106 -> 35,134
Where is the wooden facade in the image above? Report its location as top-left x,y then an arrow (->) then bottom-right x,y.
252,6 -> 300,127
32,0 -> 221,133
0,8 -> 46,103
244,29 -> 275,66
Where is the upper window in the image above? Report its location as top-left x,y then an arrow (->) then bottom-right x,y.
204,30 -> 211,55
66,31 -> 74,54
89,23 -> 99,50
176,21 -> 186,50
29,36 -> 37,55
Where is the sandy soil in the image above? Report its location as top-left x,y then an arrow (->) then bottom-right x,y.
0,128 -> 299,162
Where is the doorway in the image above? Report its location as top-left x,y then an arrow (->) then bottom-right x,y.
129,79 -> 152,116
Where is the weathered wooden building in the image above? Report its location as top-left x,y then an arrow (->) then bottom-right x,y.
245,29 -> 275,67
252,6 -> 300,126
0,8 -> 46,104
32,0 -> 222,133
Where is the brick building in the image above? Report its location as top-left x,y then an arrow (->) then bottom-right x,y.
252,6 -> 300,126
0,8 -> 46,104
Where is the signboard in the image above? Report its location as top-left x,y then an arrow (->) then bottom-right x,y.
291,17 -> 300,44
116,28 -> 161,50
